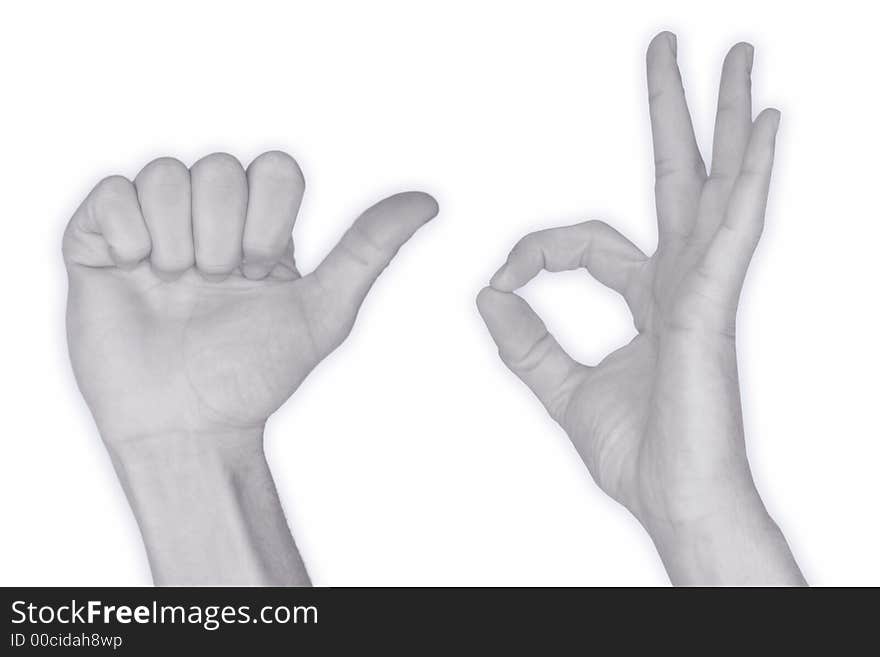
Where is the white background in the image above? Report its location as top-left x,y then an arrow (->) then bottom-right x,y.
2,0 -> 878,586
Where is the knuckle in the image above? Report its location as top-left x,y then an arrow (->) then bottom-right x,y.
89,176 -> 137,222
192,152 -> 244,178
581,219 -> 606,232
345,222 -> 384,260
93,175 -> 132,200
138,157 -> 188,185
513,232 -> 538,254
574,221 -> 601,249
137,158 -> 190,210
249,150 -> 304,185
508,332 -> 554,372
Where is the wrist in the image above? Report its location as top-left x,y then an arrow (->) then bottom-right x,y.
637,484 -> 805,586
106,426 -> 266,479
105,427 -> 309,586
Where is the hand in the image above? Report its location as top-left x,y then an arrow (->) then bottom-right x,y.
65,151 -> 437,440
477,34 -> 803,584
64,151 -> 437,584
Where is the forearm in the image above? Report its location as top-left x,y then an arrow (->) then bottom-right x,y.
106,428 -> 309,586
642,486 -> 805,586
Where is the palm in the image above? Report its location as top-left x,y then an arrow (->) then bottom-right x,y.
563,240 -> 731,506
65,151 -> 437,443
478,34 -> 780,522
68,267 -> 332,437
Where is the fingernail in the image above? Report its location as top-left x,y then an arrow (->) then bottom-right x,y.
744,43 -> 755,73
667,32 -> 677,57
489,264 -> 508,289
769,108 -> 782,131
242,261 -> 272,280
762,107 -> 782,134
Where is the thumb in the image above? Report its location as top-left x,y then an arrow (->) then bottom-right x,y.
476,287 -> 585,422
306,191 -> 438,343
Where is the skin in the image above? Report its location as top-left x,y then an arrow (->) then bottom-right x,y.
477,33 -> 805,585
64,32 -> 802,587
64,150 -> 438,585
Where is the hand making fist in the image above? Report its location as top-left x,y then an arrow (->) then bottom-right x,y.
64,151 -> 438,443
